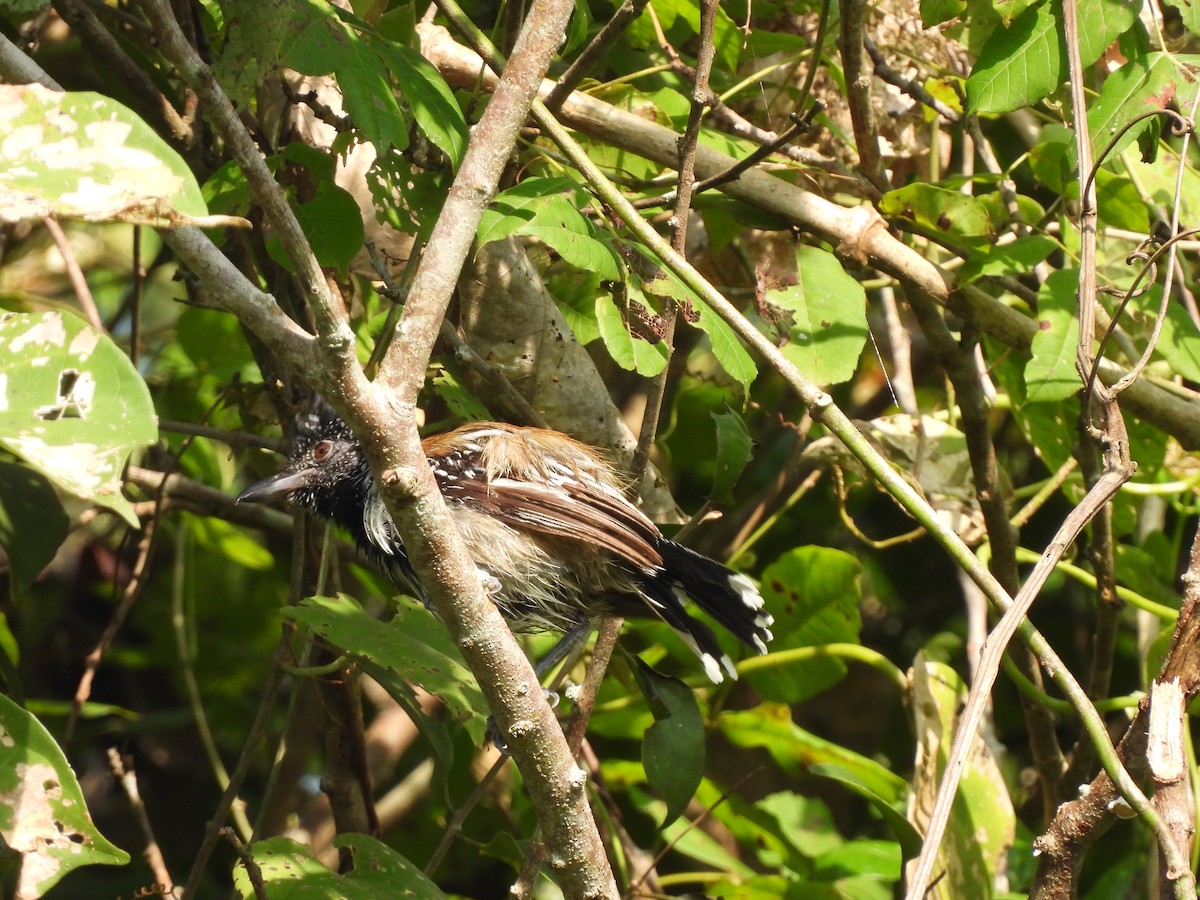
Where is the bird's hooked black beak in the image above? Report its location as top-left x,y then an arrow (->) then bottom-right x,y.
236,468 -> 316,504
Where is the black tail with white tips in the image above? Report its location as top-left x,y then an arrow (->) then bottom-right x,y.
641,539 -> 773,683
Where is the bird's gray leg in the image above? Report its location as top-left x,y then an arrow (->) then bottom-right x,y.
488,618 -> 595,753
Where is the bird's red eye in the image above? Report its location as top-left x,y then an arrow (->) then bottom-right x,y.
312,440 -> 333,462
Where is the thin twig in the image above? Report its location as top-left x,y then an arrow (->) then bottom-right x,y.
424,754 -> 509,875
693,104 -> 823,195
220,827 -> 269,900
107,748 -> 175,890
65,500 -> 163,744
439,320 -> 548,427
41,217 -> 103,331
159,420 -> 289,453
864,37 -> 960,123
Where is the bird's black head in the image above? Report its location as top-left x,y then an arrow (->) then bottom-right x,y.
237,402 -> 372,530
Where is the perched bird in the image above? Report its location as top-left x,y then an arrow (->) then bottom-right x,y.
238,403 -> 773,683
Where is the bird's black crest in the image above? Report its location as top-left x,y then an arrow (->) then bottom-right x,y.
295,398 -> 353,446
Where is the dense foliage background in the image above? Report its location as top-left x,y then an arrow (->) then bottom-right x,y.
1,0 -> 1200,896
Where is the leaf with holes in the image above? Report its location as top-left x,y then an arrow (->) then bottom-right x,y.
0,693 -> 129,899
0,311 -> 157,525
595,291 -> 669,377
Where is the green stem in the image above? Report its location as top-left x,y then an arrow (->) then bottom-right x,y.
1014,546 -> 1177,620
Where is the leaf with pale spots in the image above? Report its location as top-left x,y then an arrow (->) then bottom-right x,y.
0,311 -> 157,525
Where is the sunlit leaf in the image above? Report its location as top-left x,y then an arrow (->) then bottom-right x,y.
763,245 -> 868,386
1025,268 -> 1082,404
0,85 -> 207,225
286,594 -> 488,745
967,2 -> 1062,114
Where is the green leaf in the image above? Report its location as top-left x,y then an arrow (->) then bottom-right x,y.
695,301 -> 758,393
479,177 -> 580,244
176,306 -> 257,378
764,245 -> 869,386
720,704 -> 906,799
595,292 -> 669,376
481,185 -> 622,280
234,834 -> 445,899
549,270 -> 603,345
527,203 -> 622,281
710,408 -> 753,504
294,183 -> 365,269
1083,53 -> 1177,168
1076,0 -> 1142,68
966,1 -> 1063,114
563,0 -> 594,54
336,45 -> 413,152
0,311 -> 158,525
1028,126 -> 1073,192
1155,293 -> 1200,382
1025,268 -> 1082,403
190,516 -> 275,571
809,763 -> 923,861
748,547 -> 863,703
0,693 -> 129,896
755,791 -> 843,859
213,3 -> 302,106
0,462 -> 67,595
282,3 -> 409,151
428,365 -> 493,421
879,184 -> 993,238
638,0 -> 742,71
922,0 -> 967,26
718,704 -> 919,855
814,839 -> 903,881
286,594 -> 488,744
283,1 -> 467,163
1095,170 -> 1151,232
958,235 -> 1058,283
1162,0 -> 1200,37
373,42 -> 469,166
0,85 -> 207,225
634,662 -> 704,824
657,785 -> 757,877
